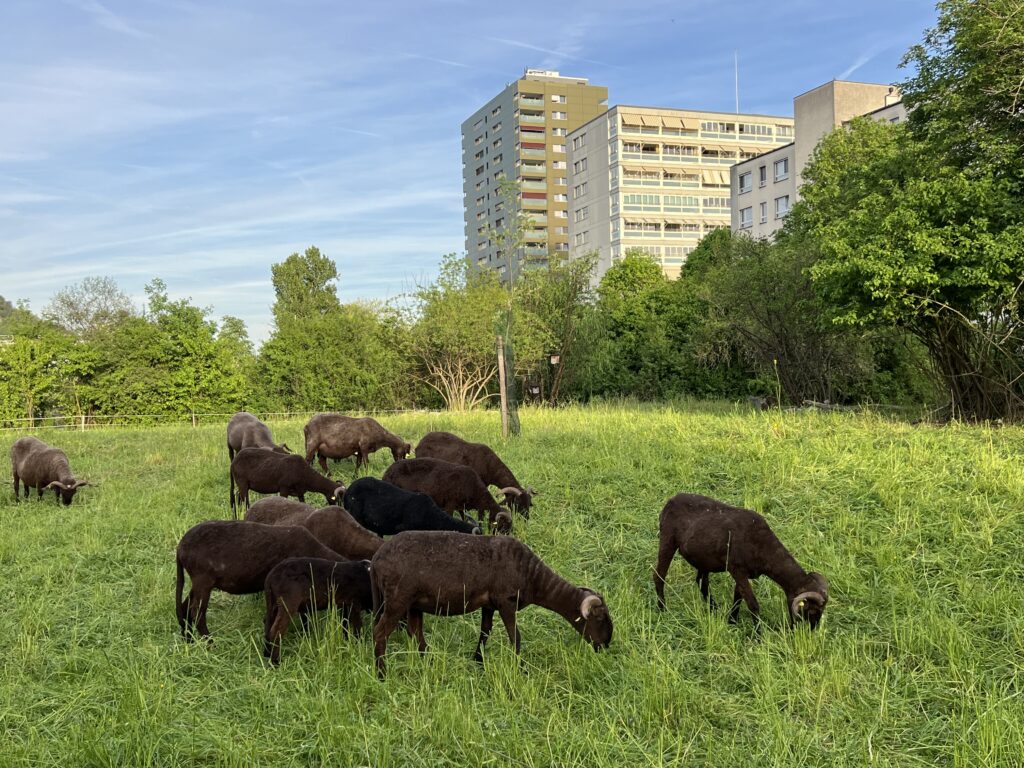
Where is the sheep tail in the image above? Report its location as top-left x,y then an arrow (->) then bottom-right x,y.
175,553 -> 186,633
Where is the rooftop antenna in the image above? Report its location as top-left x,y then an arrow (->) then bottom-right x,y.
734,50 -> 740,113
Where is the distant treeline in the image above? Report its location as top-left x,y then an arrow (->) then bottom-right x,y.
2,1 -> 1021,423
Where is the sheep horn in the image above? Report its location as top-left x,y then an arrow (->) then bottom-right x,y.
72,480 -> 89,489
45,481 -> 64,490
790,591 -> 824,615
526,487 -> 538,496
499,486 -> 522,497
580,594 -> 602,619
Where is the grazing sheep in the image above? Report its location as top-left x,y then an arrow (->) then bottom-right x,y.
381,458 -> 513,533
229,447 -> 346,518
343,477 -> 482,536
263,557 -> 373,664
227,412 -> 291,509
175,520 -> 346,640
10,436 -> 89,505
653,492 -> 829,629
415,431 -> 536,517
370,531 -> 612,677
245,501 -> 383,560
303,413 -> 411,473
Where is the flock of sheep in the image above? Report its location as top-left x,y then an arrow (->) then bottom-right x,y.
9,411 -> 829,676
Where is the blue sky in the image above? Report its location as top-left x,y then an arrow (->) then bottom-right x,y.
1,0 -> 937,342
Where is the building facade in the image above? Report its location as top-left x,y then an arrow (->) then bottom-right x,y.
731,80 -> 907,239
566,105 -> 794,280
461,70 -> 608,281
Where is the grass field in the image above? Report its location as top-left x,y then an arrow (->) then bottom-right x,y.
1,404 -> 1022,766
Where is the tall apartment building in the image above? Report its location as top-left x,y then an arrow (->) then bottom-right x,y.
566,106 -> 794,280
461,70 -> 608,281
731,80 -> 906,239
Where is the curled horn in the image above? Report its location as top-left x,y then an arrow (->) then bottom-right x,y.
790,591 -> 824,615
45,481 -> 64,490
580,594 -> 602,619
72,480 -> 90,489
526,487 -> 538,496
499,486 -> 522,497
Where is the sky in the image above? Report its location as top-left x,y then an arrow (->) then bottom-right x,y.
0,0 -> 938,342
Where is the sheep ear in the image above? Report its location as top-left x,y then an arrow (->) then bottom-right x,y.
580,594 -> 602,619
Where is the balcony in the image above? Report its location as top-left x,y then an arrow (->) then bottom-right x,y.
520,113 -> 546,125
521,180 -> 547,191
525,229 -> 548,239
519,147 -> 546,159
519,162 -> 547,176
519,95 -> 544,107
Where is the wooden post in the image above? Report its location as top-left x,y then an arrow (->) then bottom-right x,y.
80,414 -> 86,432
497,335 -> 509,438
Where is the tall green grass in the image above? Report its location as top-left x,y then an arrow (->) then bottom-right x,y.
1,404 -> 1021,766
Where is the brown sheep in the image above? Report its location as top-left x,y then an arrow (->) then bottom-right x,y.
370,531 -> 613,677
653,492 -> 829,629
10,436 -> 89,505
414,431 -> 536,516
263,557 -> 373,665
227,412 -> 291,508
245,500 -> 383,560
229,447 -> 346,517
303,413 -> 411,473
175,520 -> 346,640
381,458 -> 512,533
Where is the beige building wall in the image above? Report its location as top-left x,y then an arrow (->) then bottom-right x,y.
567,105 -> 793,281
462,70 -> 607,282
730,79 -> 907,239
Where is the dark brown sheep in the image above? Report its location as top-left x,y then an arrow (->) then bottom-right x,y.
370,531 -> 612,677
245,501 -> 383,560
381,458 -> 512,533
10,436 -> 89,505
303,413 -> 411,473
227,412 -> 291,509
175,520 -> 346,640
414,431 -> 536,516
263,557 -> 373,664
653,493 -> 829,629
229,447 -> 346,518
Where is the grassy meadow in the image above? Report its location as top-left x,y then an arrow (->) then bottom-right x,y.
1,404 -> 1022,766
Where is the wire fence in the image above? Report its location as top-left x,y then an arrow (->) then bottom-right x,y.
0,408 -> 449,433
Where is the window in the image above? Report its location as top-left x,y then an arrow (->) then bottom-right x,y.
759,202 -> 768,223
552,111 -> 567,120
493,122 -> 502,132
474,150 -> 484,160
552,160 -> 567,169
492,138 -> 502,149
700,120 -> 736,133
554,193 -> 567,202
738,172 -> 752,194
554,177 -> 566,186
758,165 -> 767,187
553,144 -> 565,153
473,118 -> 484,131
574,206 -> 589,222
493,153 -> 502,164
573,230 -> 589,246
739,123 -> 771,136
475,197 -> 484,207
573,182 -> 587,198
622,141 -> 642,153
703,196 -> 729,208
774,158 -> 789,181
491,106 -> 501,116
555,226 -> 568,235
551,94 -> 566,103
776,125 -> 794,138
573,158 -> 588,174
554,209 -> 568,218
551,127 -> 567,136
775,195 -> 790,218
572,133 -> 586,151
739,207 -> 753,228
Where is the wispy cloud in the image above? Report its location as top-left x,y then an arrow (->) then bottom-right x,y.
0,192 -> 64,205
65,0 -> 153,39
484,36 -> 617,69
403,53 -> 471,69
838,42 -> 889,80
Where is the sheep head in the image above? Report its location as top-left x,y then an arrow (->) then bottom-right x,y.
391,442 -> 412,462
499,486 -> 533,518
789,572 -> 828,630
327,485 -> 347,505
573,592 -> 613,650
45,479 -> 88,506
492,510 -> 513,535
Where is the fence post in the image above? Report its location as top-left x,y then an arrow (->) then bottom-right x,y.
80,414 -> 86,432
191,411 -> 197,428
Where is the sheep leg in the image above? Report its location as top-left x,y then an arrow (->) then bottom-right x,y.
728,583 -> 743,624
373,610 -> 403,679
347,604 -> 364,637
497,605 -> 521,655
406,610 -> 427,654
317,453 -> 330,475
729,571 -> 759,625
474,608 -> 495,662
12,472 -> 19,501
653,538 -> 675,610
187,579 -> 214,640
697,571 -> 717,611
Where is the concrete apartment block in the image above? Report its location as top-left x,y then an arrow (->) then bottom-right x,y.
567,105 -> 794,281
461,70 -> 608,282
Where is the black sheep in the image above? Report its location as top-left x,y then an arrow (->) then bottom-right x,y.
343,477 -> 481,536
10,436 -> 89,505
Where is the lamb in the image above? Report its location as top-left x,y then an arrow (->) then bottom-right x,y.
303,413 -> 411,473
229,447 -> 346,518
381,458 -> 513,533
245,500 -> 383,560
10,436 -> 89,505
414,431 -> 536,517
653,492 -> 829,629
175,520 -> 346,640
370,531 -> 613,677
343,477 -> 482,536
263,557 -> 373,665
